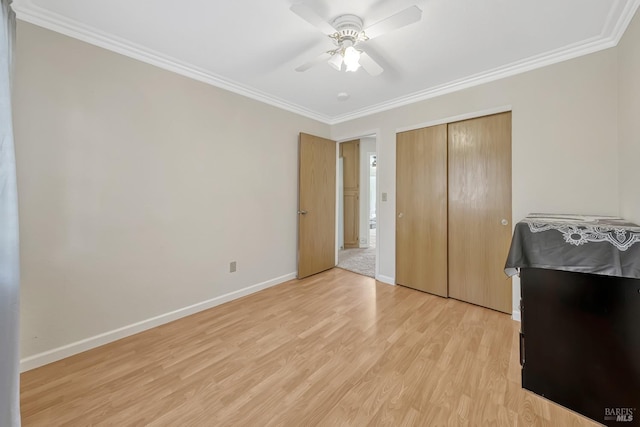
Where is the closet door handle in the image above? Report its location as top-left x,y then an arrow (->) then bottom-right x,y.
501,219 -> 509,226
398,212 -> 404,218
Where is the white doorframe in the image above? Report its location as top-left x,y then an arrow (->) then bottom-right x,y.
335,133 -> 378,277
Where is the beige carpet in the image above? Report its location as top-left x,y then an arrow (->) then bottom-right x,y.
338,246 -> 375,278
338,228 -> 376,277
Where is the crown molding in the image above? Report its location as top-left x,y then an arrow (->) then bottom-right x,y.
12,0 -> 333,124
604,0 -> 640,43
12,0 -> 640,126
328,0 -> 640,125
327,36 -> 610,124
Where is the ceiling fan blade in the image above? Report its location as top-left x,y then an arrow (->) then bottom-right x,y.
364,5 -> 422,40
295,52 -> 331,72
290,4 -> 337,35
359,52 -> 384,76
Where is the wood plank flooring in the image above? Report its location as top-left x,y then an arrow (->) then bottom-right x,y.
21,269 -> 599,426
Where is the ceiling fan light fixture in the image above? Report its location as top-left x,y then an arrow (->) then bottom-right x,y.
345,62 -> 360,72
328,53 -> 343,71
343,46 -> 361,72
345,61 -> 361,72
292,5 -> 423,75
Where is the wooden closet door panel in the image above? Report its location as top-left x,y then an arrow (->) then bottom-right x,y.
342,140 -> 360,248
448,112 -> 512,313
341,140 -> 359,191
396,125 -> 448,297
343,193 -> 359,247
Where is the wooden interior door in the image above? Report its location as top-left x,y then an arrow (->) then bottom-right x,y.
396,125 -> 448,297
298,133 -> 336,279
448,112 -> 512,313
341,140 -> 359,248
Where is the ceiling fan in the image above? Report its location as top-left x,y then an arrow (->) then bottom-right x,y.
290,3 -> 423,76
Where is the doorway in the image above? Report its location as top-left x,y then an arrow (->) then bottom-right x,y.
337,136 -> 377,278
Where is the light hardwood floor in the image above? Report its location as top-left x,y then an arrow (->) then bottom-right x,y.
21,269 -> 599,426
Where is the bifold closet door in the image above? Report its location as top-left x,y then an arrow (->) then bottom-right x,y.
396,125 -> 448,296
448,112 -> 512,313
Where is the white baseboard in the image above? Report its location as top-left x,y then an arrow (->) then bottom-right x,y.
375,274 -> 394,285
20,272 -> 296,372
512,310 -> 521,322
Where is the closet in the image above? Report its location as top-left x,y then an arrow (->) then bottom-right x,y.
396,112 -> 512,313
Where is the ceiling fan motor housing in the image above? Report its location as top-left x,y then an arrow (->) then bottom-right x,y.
330,14 -> 366,46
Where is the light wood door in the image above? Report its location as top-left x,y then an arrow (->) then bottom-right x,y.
341,140 -> 360,248
298,133 -> 336,279
448,112 -> 512,313
396,125 -> 448,297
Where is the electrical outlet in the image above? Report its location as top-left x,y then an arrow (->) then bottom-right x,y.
230,261 -> 236,273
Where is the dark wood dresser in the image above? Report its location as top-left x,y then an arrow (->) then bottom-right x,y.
505,214 -> 640,426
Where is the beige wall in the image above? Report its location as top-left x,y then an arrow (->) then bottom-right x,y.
14,22 -> 329,362
618,9 -> 640,223
332,47 -> 620,314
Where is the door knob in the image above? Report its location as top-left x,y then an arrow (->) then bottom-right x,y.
398,212 -> 404,218
298,210 -> 308,215
501,219 -> 509,226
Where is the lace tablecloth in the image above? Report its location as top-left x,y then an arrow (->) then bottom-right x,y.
504,214 -> 640,279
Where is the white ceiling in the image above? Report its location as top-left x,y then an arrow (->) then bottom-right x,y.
13,0 -> 640,124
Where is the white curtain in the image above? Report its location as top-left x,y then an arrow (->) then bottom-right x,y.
0,0 -> 20,425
